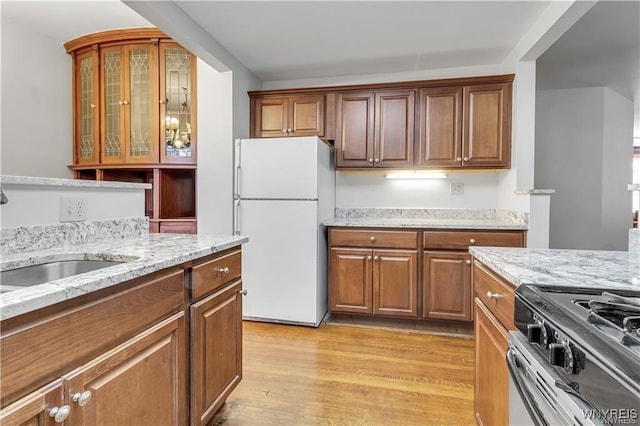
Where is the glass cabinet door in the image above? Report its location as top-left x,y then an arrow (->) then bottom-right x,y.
74,49 -> 100,164
160,42 -> 197,164
100,45 -> 126,163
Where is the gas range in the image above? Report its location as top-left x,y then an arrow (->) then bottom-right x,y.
509,285 -> 640,425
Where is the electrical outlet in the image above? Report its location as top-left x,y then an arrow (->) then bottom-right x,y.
450,182 -> 464,196
60,198 -> 88,222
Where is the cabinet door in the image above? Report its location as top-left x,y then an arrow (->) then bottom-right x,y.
190,281 -> 243,426
375,90 -> 415,168
73,49 -> 100,165
417,87 -> 462,168
125,42 -> 159,163
474,298 -> 509,426
100,45 -> 127,164
64,313 -> 187,426
423,251 -> 471,321
335,92 -> 375,168
254,97 -> 289,138
160,42 -> 197,164
0,381 -> 65,426
289,95 -> 325,137
373,249 -> 418,317
462,83 -> 511,168
329,248 -> 373,313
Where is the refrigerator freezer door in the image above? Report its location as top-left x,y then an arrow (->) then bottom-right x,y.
237,137 -> 320,199
239,199 -> 324,325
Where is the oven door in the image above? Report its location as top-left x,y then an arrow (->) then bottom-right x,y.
507,332 -> 601,426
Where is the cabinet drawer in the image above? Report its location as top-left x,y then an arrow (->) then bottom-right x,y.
191,249 -> 242,300
473,261 -> 516,331
423,230 -> 524,250
329,229 -> 418,249
160,221 -> 197,234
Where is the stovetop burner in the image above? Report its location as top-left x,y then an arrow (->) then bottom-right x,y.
574,291 -> 640,344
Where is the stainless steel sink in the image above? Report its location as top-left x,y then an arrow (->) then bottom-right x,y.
0,260 -> 124,293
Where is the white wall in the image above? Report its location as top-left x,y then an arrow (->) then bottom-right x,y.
535,87 -> 633,250
1,16 -> 73,179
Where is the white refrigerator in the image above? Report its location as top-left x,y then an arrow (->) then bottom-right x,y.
233,136 -> 335,327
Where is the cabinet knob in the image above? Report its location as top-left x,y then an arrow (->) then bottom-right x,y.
123,100 -> 130,105
288,128 -> 292,133
469,238 -> 476,245
240,289 -> 248,296
456,157 -> 462,162
49,406 -> 71,423
72,390 -> 92,407
486,291 -> 504,300
463,156 -> 469,161
368,158 -> 374,163
159,99 -> 165,104
370,236 -> 376,242
90,103 -> 95,108
374,256 -> 379,262
118,101 -> 124,105
374,158 -> 380,163
216,266 -> 230,274
367,256 -> 372,261
466,259 -> 471,265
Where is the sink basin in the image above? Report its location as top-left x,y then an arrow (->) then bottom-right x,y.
1,260 -> 124,293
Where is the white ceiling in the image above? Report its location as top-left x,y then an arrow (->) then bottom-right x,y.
173,1 -> 550,82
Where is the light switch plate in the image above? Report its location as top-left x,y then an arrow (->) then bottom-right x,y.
60,197 -> 88,222
450,182 -> 464,196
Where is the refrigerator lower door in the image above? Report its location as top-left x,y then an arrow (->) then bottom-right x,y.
239,199 -> 324,326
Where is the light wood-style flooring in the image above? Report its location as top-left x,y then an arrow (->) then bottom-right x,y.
211,321 -> 475,425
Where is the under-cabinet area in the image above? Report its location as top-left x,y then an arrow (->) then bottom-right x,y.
327,226 -> 526,327
0,243 -> 245,426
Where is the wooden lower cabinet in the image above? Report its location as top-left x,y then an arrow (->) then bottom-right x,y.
0,381 -> 64,426
190,280 -> 243,426
423,252 -> 471,321
474,298 -> 509,426
65,313 -> 187,425
329,247 -> 418,317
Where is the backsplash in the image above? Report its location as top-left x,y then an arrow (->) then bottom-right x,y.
1,217 -> 149,256
334,208 -> 528,224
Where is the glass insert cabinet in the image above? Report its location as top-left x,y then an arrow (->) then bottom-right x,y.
65,29 -> 197,234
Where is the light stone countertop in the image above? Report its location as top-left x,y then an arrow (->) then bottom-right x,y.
324,217 -> 528,230
0,233 -> 248,321
1,174 -> 151,190
469,247 -> 640,291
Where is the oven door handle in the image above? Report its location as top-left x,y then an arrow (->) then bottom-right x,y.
506,347 -> 549,426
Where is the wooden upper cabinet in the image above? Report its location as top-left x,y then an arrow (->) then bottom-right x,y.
336,90 -> 414,169
417,87 -> 462,168
335,92 -> 375,168
462,83 -> 511,168
375,90 -> 414,168
66,29 -> 197,167
253,95 -> 325,138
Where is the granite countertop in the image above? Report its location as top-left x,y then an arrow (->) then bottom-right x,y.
0,233 -> 248,321
324,208 -> 529,230
470,247 -> 640,291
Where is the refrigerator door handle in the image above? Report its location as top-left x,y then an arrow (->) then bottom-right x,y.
234,139 -> 241,199
234,199 -> 241,236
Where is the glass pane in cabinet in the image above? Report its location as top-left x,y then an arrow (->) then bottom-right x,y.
129,48 -> 151,157
164,48 -> 192,158
104,51 -> 122,158
79,56 -> 94,159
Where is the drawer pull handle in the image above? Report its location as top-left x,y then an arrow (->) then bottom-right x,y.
469,238 -> 476,245
374,256 -> 379,262
466,259 -> 471,265
240,289 -> 248,296
73,391 -> 92,407
49,406 -> 71,423
216,267 -> 230,274
486,291 -> 504,300
370,236 -> 376,242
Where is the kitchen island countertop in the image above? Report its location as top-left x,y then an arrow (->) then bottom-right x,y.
0,233 -> 248,321
469,247 -> 640,291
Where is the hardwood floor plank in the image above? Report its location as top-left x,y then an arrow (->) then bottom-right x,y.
210,321 -> 475,425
